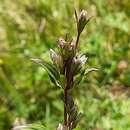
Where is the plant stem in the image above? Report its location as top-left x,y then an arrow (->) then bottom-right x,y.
64,58 -> 74,129
75,32 -> 80,49
64,88 -> 68,126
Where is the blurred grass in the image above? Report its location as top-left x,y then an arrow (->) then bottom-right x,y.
0,0 -> 130,130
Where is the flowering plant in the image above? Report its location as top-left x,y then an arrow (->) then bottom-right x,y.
18,9 -> 97,130
32,9 -> 97,130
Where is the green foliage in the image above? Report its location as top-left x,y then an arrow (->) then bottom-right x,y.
0,0 -> 130,130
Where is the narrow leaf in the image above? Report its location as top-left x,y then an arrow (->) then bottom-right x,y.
85,68 -> 99,74
69,105 -> 78,122
71,113 -> 83,129
31,58 -> 60,79
73,69 -> 85,87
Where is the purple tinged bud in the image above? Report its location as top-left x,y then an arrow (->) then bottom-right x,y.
79,10 -> 87,21
77,10 -> 90,34
58,38 -> 66,49
50,49 -> 59,63
50,49 -> 63,73
71,55 -> 88,75
58,37 -> 76,58
70,40 -> 76,50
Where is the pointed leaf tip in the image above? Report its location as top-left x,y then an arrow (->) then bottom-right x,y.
74,8 -> 78,22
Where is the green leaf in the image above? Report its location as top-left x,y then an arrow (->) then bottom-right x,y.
31,58 -> 60,79
73,69 -> 85,87
31,58 -> 63,88
71,113 -> 83,129
74,68 -> 98,87
69,105 -> 78,123
12,123 -> 46,130
48,74 -> 62,88
85,68 -> 99,75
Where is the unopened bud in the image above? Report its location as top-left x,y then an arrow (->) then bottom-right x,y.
50,49 -> 62,68
58,38 -> 66,49
75,55 -> 87,66
50,49 -> 63,73
58,37 -> 76,59
71,55 -> 88,75
79,10 -> 87,21
50,49 -> 59,63
79,55 -> 87,65
70,40 -> 76,51
78,10 -> 90,34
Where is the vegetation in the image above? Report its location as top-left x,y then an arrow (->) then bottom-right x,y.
0,0 -> 130,130
31,9 -> 98,130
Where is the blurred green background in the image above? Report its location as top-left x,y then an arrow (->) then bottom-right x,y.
0,0 -> 130,130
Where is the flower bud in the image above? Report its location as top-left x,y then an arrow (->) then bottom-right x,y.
77,10 -> 90,34
71,55 -> 88,75
50,49 -> 59,63
79,55 -> 87,66
79,10 -> 87,21
58,37 -> 75,59
70,40 -> 76,51
50,49 -> 63,73
58,38 -> 66,49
